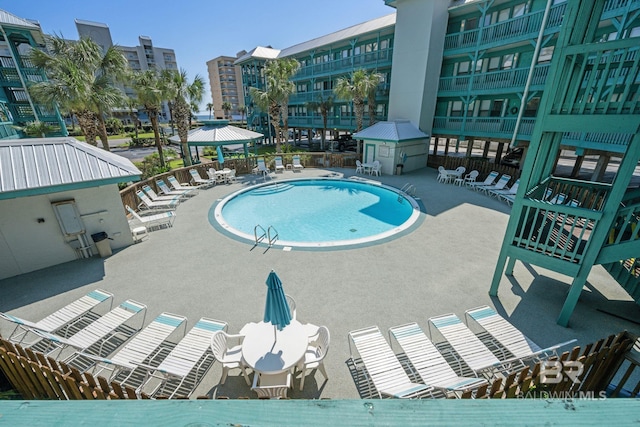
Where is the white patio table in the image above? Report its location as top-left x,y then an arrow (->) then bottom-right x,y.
215,169 -> 231,184
241,320 -> 307,375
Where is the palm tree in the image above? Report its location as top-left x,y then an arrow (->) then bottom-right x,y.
248,58 -> 299,152
163,69 -> 205,166
221,101 -> 232,119
238,105 -> 247,128
206,102 -> 214,119
29,36 -> 128,150
334,69 -> 382,157
365,73 -> 382,126
126,96 -> 140,138
306,95 -> 333,150
131,69 -> 168,167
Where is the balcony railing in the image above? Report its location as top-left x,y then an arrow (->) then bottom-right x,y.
294,48 -> 393,79
438,64 -> 550,94
432,116 -> 536,138
444,2 -> 566,52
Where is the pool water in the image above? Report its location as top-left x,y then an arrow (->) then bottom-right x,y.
212,178 -> 421,249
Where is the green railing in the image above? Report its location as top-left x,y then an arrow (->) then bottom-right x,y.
438,64 -> 550,94
525,176 -> 611,211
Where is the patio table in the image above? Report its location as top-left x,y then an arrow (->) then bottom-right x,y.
215,169 -> 231,184
362,162 -> 375,174
241,320 -> 307,375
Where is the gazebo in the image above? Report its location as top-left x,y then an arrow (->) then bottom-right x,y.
169,120 -> 264,163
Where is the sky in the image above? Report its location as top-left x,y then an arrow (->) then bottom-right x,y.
1,0 -> 394,112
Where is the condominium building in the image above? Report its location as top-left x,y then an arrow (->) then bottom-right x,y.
235,14 -> 396,138
76,19 -> 178,121
206,54 -> 244,119
0,10 -> 67,139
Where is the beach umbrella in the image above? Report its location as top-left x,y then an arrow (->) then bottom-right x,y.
264,270 -> 292,339
216,145 -> 225,165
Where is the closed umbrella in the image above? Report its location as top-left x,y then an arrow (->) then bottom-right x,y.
216,145 -> 225,165
264,270 -> 292,340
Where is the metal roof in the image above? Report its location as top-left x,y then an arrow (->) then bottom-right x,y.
169,121 -> 264,146
353,120 -> 429,142
0,137 -> 141,200
0,9 -> 41,29
278,13 -> 396,58
234,46 -> 281,65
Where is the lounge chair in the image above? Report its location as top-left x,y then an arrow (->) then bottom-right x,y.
138,317 -> 227,398
253,158 -> 270,176
467,171 -> 498,190
125,205 -> 176,231
167,175 -> 206,191
388,323 -> 487,396
348,325 -> 433,399
465,306 -> 576,362
292,155 -> 304,172
85,312 -> 187,388
136,190 -> 179,211
478,174 -> 511,195
274,156 -> 285,173
31,299 -> 147,364
156,179 -> 197,198
488,179 -> 519,199
142,185 -> 182,203
427,313 -> 505,377
0,289 -> 113,346
189,169 -> 216,188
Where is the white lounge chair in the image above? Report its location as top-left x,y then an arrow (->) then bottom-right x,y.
488,179 -> 519,199
253,158 -> 270,176
139,317 -> 227,398
465,306 -> 576,362
274,156 -> 285,173
348,325 -> 433,399
388,323 -> 487,396
0,289 -> 113,346
136,190 -> 179,211
125,205 -> 176,231
292,155 -> 304,172
189,169 -> 216,188
32,299 -> 147,363
427,313 -> 504,377
86,312 -> 187,388
467,171 -> 498,190
167,175 -> 205,191
156,179 -> 197,198
478,174 -> 511,195
142,185 -> 182,203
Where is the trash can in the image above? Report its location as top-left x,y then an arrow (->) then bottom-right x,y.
91,232 -> 112,258
396,164 -> 404,175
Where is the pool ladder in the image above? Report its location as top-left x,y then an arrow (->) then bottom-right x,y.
253,224 -> 279,249
400,183 -> 417,199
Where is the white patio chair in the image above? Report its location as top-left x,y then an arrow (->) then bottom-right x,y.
355,160 -> 364,174
275,156 -> 286,173
488,179 -> 519,199
136,190 -> 179,211
457,170 -> 479,187
437,166 -> 448,183
292,155 -> 304,172
285,294 -> 297,320
0,289 -> 113,346
296,325 -> 330,390
189,169 -> 216,188
348,325 -> 433,399
465,306 -> 576,363
369,160 -> 381,176
139,317 -> 228,398
86,312 -> 188,387
388,323 -> 487,397
126,205 -> 176,231
467,171 -> 498,190
210,331 -> 251,385
252,371 -> 291,399
227,169 -> 237,183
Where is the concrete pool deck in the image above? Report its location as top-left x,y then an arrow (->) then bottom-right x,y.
1,166 -> 639,399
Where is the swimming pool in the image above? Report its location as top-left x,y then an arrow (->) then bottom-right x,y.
211,178 -> 422,249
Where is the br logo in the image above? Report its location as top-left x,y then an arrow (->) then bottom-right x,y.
539,360 -> 583,384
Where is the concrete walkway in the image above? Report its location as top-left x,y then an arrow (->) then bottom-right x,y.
1,166 -> 638,399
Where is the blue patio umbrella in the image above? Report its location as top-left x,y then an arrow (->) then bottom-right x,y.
216,145 -> 225,165
264,270 -> 292,339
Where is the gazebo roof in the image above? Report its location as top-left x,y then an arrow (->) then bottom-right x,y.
353,120 -> 429,142
169,120 -> 264,147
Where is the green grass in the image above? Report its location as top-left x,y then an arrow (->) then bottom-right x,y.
74,132 -> 158,142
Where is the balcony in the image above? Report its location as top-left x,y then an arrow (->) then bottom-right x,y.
294,48 -> 393,79
438,64 -> 550,95
432,116 -> 536,140
443,2 -> 566,54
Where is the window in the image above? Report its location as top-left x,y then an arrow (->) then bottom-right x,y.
313,82 -> 322,91
297,83 -> 307,93
475,59 -> 483,72
524,97 -> 540,117
457,61 -> 470,75
380,39 -> 389,50
488,57 -> 500,71
490,100 -> 504,117
479,100 -> 491,117
463,17 -> 478,31
502,54 -> 517,69
538,46 -> 554,63
450,101 -> 463,117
